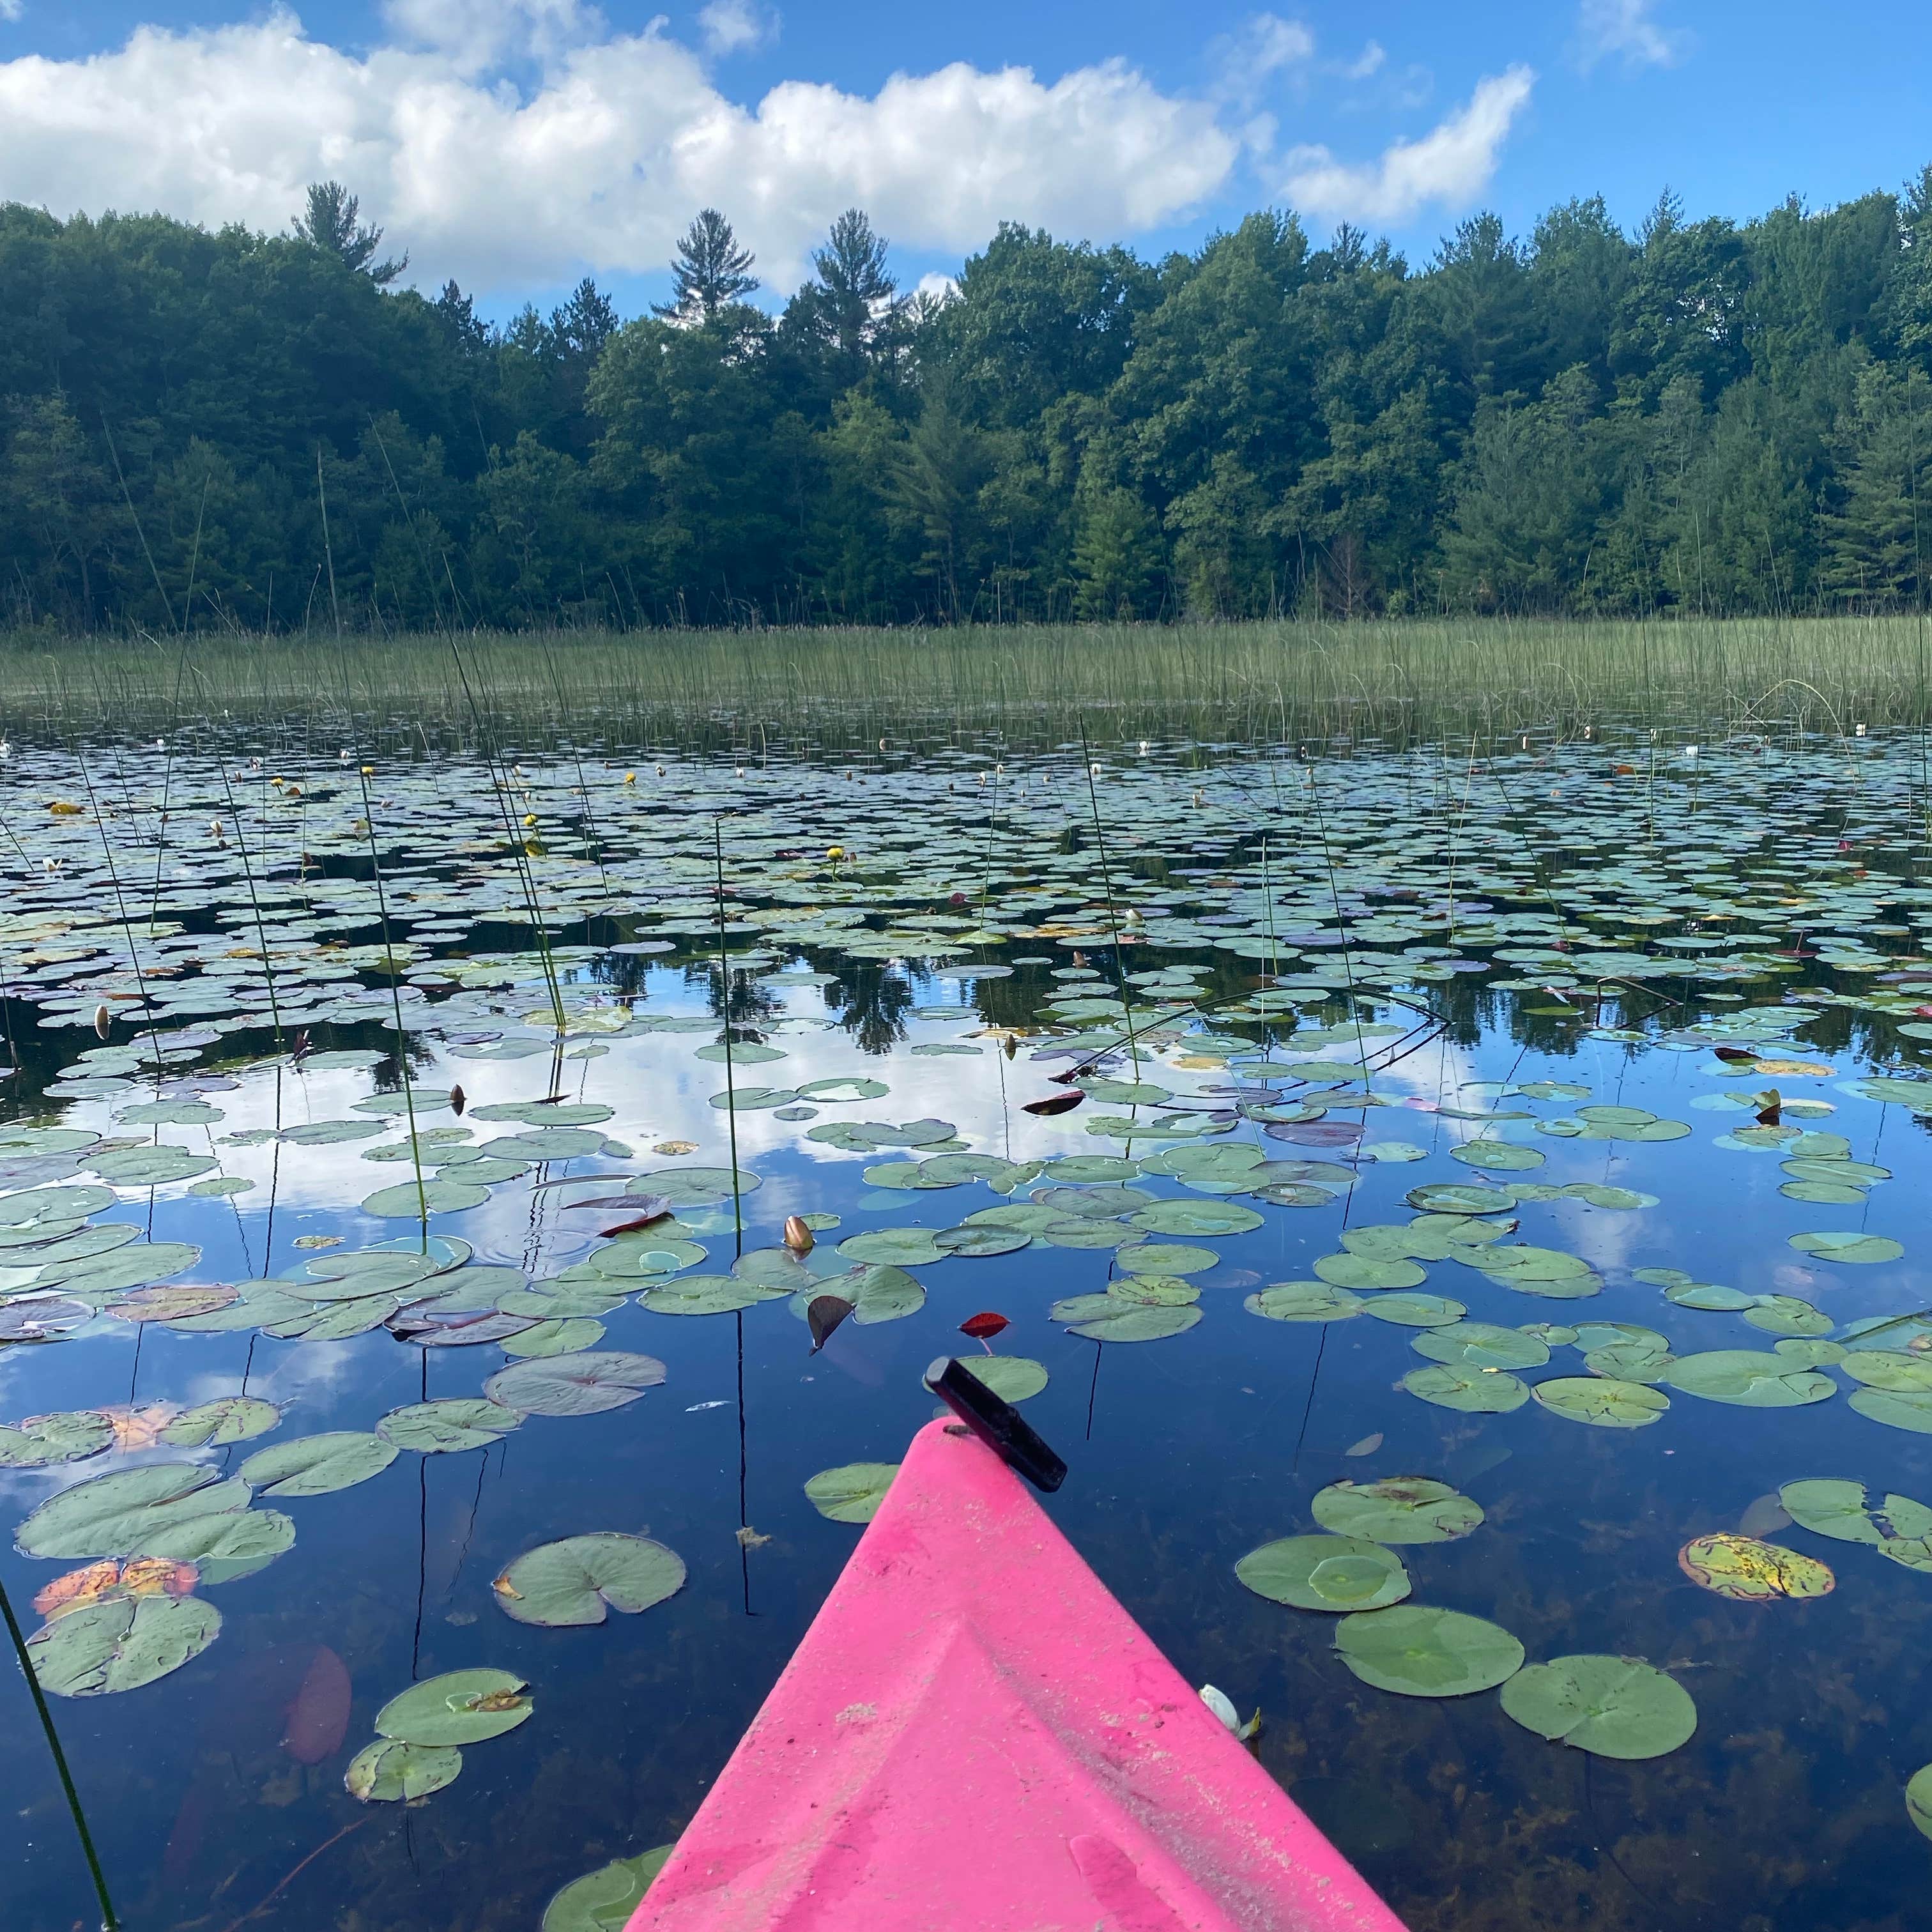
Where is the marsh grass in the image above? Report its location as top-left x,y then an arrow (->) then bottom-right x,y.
1,615 -> 1926,753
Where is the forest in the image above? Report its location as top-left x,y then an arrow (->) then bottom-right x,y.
3,171 -> 1932,632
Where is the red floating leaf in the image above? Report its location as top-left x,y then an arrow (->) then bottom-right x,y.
959,1311 -> 1011,1341
807,1294 -> 854,1354
1022,1091 -> 1084,1117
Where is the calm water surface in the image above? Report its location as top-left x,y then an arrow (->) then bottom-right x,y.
2,726 -> 1929,1932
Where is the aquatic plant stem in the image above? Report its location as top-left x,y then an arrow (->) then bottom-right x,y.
1075,722 -> 1141,1080
0,1570 -> 119,1931
714,817 -> 743,1254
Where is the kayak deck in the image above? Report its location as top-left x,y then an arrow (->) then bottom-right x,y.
631,1417 -> 1405,1930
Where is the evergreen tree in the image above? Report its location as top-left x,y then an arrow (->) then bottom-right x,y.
291,181 -> 408,284
654,210 -> 759,322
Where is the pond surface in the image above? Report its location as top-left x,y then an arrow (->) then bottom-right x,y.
4,725 -> 1932,1932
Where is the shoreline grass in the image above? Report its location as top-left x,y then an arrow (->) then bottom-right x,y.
0,614 -> 1922,751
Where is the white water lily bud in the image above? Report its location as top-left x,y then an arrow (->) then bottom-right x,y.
783,1215 -> 815,1254
93,1003 -> 111,1039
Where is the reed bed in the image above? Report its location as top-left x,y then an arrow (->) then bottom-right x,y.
0,614 -> 1922,753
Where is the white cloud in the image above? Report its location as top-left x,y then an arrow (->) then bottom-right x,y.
1280,65 -> 1533,225
1576,0 -> 1689,70
698,0 -> 778,58
1210,12 -> 1314,107
1342,40 -> 1384,81
0,7 -> 1236,294
0,0 -> 22,21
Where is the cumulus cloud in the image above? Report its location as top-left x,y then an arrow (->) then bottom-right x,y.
698,0 -> 778,57
1280,65 -> 1533,224
1576,0 -> 1689,70
0,6 -> 1236,295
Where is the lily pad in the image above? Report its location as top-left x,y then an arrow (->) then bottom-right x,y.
27,1593 -> 220,1697
17,1462 -> 250,1560
1333,1606 -> 1525,1697
346,1739 -> 463,1802
1058,1300 -> 1202,1343
1450,1140 -> 1545,1172
159,1398 -> 281,1447
1402,1365 -> 1529,1413
0,1411 -> 116,1468
1311,1478 -> 1483,1544
804,1462 -> 899,1523
492,1534 -> 686,1626
541,1848 -> 676,1932
379,1400 -> 523,1453
1665,1351 -> 1835,1407
1499,1655 -> 1697,1760
1532,1377 -> 1670,1428
1236,1535 -> 1411,1612
1786,1230 -> 1905,1266
1848,1388 -> 1932,1434
484,1353 -> 666,1417
1411,1322 -> 1549,1371
1678,1533 -> 1834,1600
1245,1282 -> 1364,1322
1312,1254 -> 1427,1291
962,1356 -> 1050,1403
239,1432 -> 399,1498
375,1667 -> 533,1744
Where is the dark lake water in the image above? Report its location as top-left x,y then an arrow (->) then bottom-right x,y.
3,725 -> 1931,1932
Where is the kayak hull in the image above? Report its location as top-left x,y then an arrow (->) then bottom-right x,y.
631,1418 -> 1406,1931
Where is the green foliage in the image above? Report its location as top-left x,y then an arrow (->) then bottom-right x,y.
6,171 -> 1932,632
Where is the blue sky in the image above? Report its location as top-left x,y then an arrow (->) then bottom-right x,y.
2,0 -> 1928,323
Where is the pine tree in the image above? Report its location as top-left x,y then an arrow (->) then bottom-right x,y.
654,210 -> 758,322
291,181 -> 408,284
1820,360 -> 1932,608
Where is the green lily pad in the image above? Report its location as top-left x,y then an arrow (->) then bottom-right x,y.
541,1847 -> 676,1932
1786,1230 -> 1905,1266
1407,1184 -> 1517,1215
962,1356 -> 1050,1403
933,1225 -> 1032,1258
27,1593 -> 221,1697
239,1432 -> 399,1498
1840,1351 -> 1932,1393
484,1352 -> 667,1416
91,1146 -> 220,1187
1412,1322 -> 1550,1371
1908,1765 -> 1932,1843
375,1667 -> 533,1744
379,1400 -> 523,1453
492,1534 -> 686,1626
1665,1352 -> 1836,1407
17,1462 -> 250,1560
641,1275 -> 786,1316
1402,1365 -> 1529,1413
1450,1140 -> 1545,1172
1312,1254 -> 1427,1291
1849,1389 -> 1932,1434
789,1265 -> 924,1327
627,1167 -> 761,1207
346,1739 -> 463,1802
1532,1377 -> 1670,1427
1127,1200 -> 1263,1237
804,1462 -> 899,1523
1311,1478 -> 1483,1544
1236,1535 -> 1411,1612
1778,1478 -> 1885,1544
362,1178 -> 490,1217
1245,1282 -> 1364,1322
1059,1300 -> 1202,1342
836,1228 -> 946,1266
1365,1292 -> 1466,1328
0,1411 -> 116,1468
160,1398 -> 281,1447
1499,1655 -> 1697,1760
1334,1606 -> 1525,1697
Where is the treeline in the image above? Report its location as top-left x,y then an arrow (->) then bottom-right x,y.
4,172 -> 1932,631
